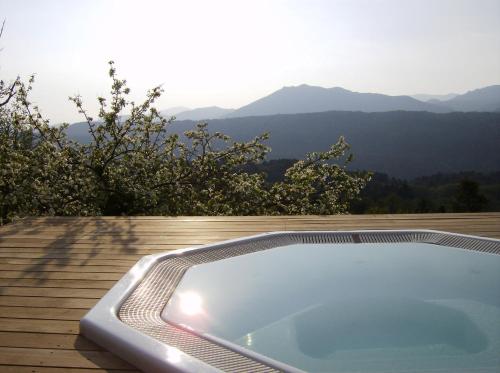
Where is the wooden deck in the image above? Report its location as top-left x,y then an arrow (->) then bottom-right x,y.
0,213 -> 499,372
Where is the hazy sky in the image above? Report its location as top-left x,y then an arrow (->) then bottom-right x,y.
1,0 -> 499,123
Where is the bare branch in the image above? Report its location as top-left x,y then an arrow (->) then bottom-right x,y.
0,19 -> 5,47
0,77 -> 19,107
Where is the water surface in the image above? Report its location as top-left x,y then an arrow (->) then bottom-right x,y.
162,242 -> 500,372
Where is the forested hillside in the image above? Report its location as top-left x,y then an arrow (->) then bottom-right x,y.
67,110 -> 500,179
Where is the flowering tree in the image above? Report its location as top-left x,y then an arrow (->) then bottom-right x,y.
0,62 -> 370,224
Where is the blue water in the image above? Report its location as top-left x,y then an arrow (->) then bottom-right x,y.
162,242 -> 500,372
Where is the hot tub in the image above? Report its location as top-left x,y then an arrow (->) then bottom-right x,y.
80,230 -> 500,372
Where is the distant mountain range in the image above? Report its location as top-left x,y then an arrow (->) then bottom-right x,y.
226,85 -> 451,117
160,84 -> 500,120
65,83 -> 500,178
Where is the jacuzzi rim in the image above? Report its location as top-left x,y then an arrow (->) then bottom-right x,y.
80,229 -> 500,373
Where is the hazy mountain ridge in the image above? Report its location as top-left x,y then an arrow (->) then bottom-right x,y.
225,84 -> 449,117
441,85 -> 500,112
159,84 -> 499,119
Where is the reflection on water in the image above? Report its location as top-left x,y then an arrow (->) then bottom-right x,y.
177,291 -> 203,316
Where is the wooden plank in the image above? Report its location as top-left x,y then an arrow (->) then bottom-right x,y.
2,214 -> 495,230
0,231 -> 251,239
10,212 -> 499,221
7,217 -> 499,228
0,235 -> 246,245
0,245 -> 180,251
0,366 -> 138,373
4,217 -> 498,230
0,252 -> 143,260
0,347 -> 134,369
0,264 -> 131,273
2,258 -> 137,266
0,279 -> 116,289
0,225 -> 283,234
5,219 -> 497,238
0,318 -> 79,334
281,220 -> 500,226
0,287 -> 107,299
0,306 -> 87,321
0,296 -> 97,309
0,237 -> 234,247
0,332 -> 99,350
284,223 -> 500,232
0,271 -> 123,281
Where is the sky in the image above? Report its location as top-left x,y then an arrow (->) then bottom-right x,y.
1,0 -> 499,123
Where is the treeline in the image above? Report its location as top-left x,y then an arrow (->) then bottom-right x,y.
351,172 -> 500,214
246,160 -> 500,213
